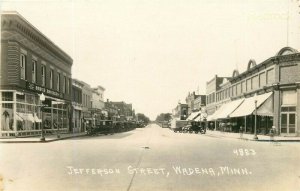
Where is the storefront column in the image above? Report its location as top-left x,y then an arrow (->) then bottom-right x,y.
51,102 -> 54,130
13,91 -> 17,135
297,88 -> 300,136
244,116 -> 247,133
273,90 -> 280,135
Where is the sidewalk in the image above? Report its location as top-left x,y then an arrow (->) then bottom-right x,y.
205,130 -> 300,142
0,132 -> 87,143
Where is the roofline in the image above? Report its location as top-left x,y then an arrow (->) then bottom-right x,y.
1,11 -> 73,64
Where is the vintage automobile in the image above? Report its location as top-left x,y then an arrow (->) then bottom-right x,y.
182,121 -> 206,134
171,119 -> 189,133
87,120 -> 114,135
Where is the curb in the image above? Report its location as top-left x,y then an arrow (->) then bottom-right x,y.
204,133 -> 300,143
0,134 -> 88,144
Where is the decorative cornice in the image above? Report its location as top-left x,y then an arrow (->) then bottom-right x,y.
1,13 -> 73,66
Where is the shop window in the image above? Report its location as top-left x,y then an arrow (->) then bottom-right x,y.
2,92 -> 13,101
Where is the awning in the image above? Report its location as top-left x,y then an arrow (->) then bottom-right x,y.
194,114 -> 204,121
257,95 -> 273,116
23,113 -> 35,122
211,98 -> 245,120
186,111 -> 201,121
33,114 -> 42,123
230,92 -> 273,118
16,113 -> 24,121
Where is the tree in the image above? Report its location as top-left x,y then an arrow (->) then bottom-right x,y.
136,113 -> 150,124
155,113 -> 172,122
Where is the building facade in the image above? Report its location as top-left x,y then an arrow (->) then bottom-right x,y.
72,79 -> 84,133
0,12 -> 73,137
111,101 -> 135,121
206,75 -> 231,116
208,47 -> 300,136
81,80 -> 93,131
172,103 -> 188,120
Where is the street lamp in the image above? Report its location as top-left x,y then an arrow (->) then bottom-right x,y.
253,93 -> 258,140
39,93 -> 46,141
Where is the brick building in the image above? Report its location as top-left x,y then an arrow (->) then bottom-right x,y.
111,101 -> 135,121
0,12 -> 73,137
205,75 -> 231,116
172,103 -> 188,120
72,79 -> 84,133
207,47 -> 300,136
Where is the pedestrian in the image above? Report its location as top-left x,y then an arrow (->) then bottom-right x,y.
239,126 -> 243,139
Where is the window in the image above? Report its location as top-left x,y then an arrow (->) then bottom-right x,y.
242,81 -> 246,93
57,73 -> 60,91
266,69 -> 275,84
66,78 -> 69,94
41,65 -> 46,86
259,72 -> 266,87
63,76 -> 66,93
20,54 -> 26,80
282,91 -> 297,106
50,69 -> 54,89
237,83 -> 241,95
252,75 -> 259,90
246,79 -> 251,91
32,59 -> 37,83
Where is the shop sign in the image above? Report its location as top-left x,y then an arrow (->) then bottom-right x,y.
26,82 -> 63,98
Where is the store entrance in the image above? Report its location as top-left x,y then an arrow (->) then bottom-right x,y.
281,107 -> 296,135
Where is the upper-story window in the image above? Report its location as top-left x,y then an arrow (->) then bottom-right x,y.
50,69 -> 54,89
266,69 -> 275,85
57,73 -> 60,91
32,59 -> 37,83
66,78 -> 69,94
41,65 -> 46,86
63,76 -> 66,93
20,53 -> 27,80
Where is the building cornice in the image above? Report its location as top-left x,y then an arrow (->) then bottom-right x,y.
1,12 -> 73,66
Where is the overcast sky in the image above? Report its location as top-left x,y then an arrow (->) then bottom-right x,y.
1,0 -> 300,120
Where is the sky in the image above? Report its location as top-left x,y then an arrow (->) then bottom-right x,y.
1,0 -> 300,120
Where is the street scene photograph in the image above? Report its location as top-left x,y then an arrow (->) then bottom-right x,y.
0,0 -> 300,190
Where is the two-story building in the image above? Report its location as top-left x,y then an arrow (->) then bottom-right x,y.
72,79 -> 84,133
172,103 -> 188,120
207,47 -> 300,136
0,12 -> 73,137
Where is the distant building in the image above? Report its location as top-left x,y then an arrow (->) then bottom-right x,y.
185,91 -> 206,114
80,80 -> 93,125
111,101 -> 134,121
205,75 -> 231,116
0,12 -> 73,137
105,99 -> 118,121
91,86 -> 105,110
193,95 -> 206,111
72,79 -> 84,133
172,103 -> 188,120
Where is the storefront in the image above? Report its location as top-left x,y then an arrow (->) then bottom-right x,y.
0,88 -> 70,137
